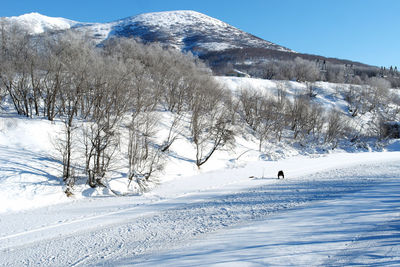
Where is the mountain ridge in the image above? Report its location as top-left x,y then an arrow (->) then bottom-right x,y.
2,10 -> 294,54
1,12 -> 77,34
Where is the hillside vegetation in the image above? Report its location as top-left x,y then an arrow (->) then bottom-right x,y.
0,26 -> 399,197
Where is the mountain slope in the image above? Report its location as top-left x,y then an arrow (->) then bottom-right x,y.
103,10 -> 294,54
2,12 -> 78,34
2,10 -> 378,77
3,10 -> 293,55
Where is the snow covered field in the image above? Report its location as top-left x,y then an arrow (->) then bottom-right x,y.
1,150 -> 399,266
130,173 -> 400,267
1,77 -> 400,266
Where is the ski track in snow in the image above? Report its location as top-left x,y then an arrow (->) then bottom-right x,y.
131,177 -> 400,267
1,159 -> 399,266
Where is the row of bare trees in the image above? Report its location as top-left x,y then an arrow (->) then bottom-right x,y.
0,25 -> 236,192
260,58 -> 373,85
238,87 -> 348,150
1,23 -> 398,193
229,55 -> 399,88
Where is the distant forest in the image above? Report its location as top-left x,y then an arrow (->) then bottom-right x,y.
201,48 -> 400,88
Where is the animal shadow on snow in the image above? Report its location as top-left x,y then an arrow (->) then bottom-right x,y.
249,176 -> 281,181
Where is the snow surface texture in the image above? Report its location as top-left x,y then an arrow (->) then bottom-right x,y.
0,115 -> 66,213
1,156 -> 399,266
1,77 -> 400,265
128,165 -> 400,267
3,12 -> 77,34
3,11 -> 293,54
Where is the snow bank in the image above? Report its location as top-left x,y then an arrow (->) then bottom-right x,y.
0,77 -> 399,214
0,115 -> 67,213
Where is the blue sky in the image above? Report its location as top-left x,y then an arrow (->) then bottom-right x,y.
1,0 -> 399,68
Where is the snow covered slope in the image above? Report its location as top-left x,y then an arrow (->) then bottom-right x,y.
1,76 -> 400,265
0,114 -> 65,213
1,153 -> 399,266
102,10 -> 294,53
0,77 -> 399,213
2,10 -> 293,54
2,12 -> 78,34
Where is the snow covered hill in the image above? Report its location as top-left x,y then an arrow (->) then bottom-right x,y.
2,10 -> 293,55
1,76 -> 400,265
103,10 -> 293,53
1,12 -> 78,34
0,77 -> 399,212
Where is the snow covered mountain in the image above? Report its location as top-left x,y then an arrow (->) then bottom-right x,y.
93,10 -> 294,54
2,12 -> 78,34
2,10 -> 293,55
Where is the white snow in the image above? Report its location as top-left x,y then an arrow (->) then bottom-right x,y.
1,151 -> 399,266
0,77 -> 400,265
109,10 -> 291,52
0,115 -> 66,213
4,12 -> 78,34
123,10 -> 231,30
130,170 -> 400,266
198,42 -> 238,51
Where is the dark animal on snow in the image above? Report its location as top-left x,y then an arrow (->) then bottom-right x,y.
277,170 -> 284,179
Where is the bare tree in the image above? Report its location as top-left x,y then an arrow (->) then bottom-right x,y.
127,112 -> 164,192
39,35 -> 69,120
238,88 -> 264,130
254,97 -> 277,151
293,57 -> 319,82
56,33 -> 94,185
287,95 -> 310,139
160,112 -> 184,152
306,82 -> 318,98
344,85 -> 362,117
366,77 -> 390,112
272,85 -> 289,141
326,64 -> 345,83
190,78 -> 235,168
306,103 -> 325,140
82,54 -> 129,188
324,110 -> 347,149
0,25 -> 33,116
